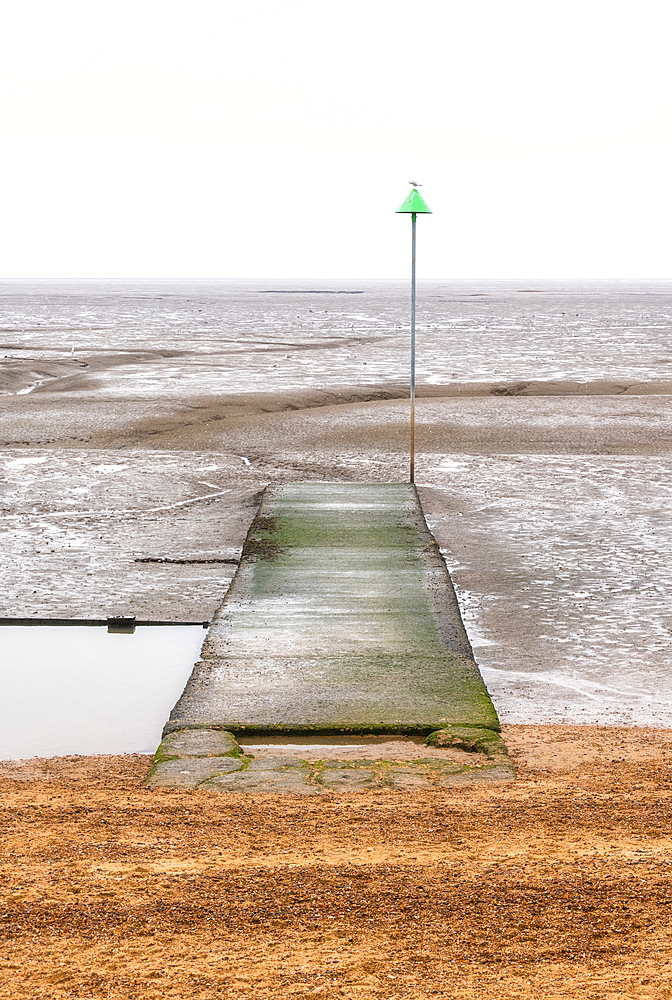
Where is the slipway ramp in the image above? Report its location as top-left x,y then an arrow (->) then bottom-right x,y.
148,483 -> 512,791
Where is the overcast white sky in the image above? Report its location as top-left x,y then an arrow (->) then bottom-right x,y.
1,0 -> 671,280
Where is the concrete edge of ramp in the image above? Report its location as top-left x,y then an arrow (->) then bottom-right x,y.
148,482 -> 512,790
146,725 -> 516,792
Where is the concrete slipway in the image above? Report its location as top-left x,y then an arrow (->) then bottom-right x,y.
148,484 -> 513,792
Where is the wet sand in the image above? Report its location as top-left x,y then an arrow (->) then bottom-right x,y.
1,448 -> 263,621
1,726 -> 671,999
3,363 -> 672,723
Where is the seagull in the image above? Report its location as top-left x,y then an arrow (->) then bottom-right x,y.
409,181 -> 422,187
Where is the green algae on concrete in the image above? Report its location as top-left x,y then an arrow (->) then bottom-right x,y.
148,483 -> 506,790
157,728 -> 242,760
425,725 -> 510,758
148,726 -> 514,791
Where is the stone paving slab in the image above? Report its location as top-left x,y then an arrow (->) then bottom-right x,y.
147,727 -> 515,791
148,483 -> 508,791
386,768 -> 435,789
202,770 -> 321,794
158,728 -> 240,758
320,768 -> 377,790
149,756 -> 243,789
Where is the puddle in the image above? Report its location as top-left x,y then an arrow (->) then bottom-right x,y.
0,626 -> 205,760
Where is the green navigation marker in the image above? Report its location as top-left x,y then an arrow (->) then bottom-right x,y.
396,187 -> 433,215
396,183 -> 432,484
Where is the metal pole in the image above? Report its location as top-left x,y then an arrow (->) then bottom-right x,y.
410,211 -> 416,483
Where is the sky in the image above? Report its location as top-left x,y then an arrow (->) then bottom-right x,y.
1,0 -> 671,280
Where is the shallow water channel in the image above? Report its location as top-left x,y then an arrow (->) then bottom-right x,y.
0,625 -> 206,760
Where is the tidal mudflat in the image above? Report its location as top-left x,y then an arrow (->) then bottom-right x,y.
2,279 -> 672,729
